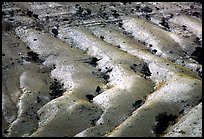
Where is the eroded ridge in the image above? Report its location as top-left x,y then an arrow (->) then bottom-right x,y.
14,27 -> 107,137
58,26 -> 154,136
2,2 -> 202,137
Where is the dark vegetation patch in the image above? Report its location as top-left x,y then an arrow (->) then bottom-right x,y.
116,45 -> 121,48
98,5 -> 109,20
151,49 -> 157,54
86,94 -> 95,102
51,28 -> 58,37
25,51 -> 43,63
102,74 -> 110,81
130,64 -> 138,72
8,18 -> 14,21
33,14 -> 39,19
4,22 -> 12,31
11,42 -> 19,47
130,8 -> 135,14
169,50 -> 173,54
9,10 -> 14,17
92,70 -> 110,83
155,7 -> 160,10
149,44 -> 153,47
191,47 -> 202,64
49,79 -> 64,100
99,11 -> 109,20
105,67 -> 113,73
96,86 -> 101,93
45,15 -> 49,21
36,96 -> 41,103
141,6 -> 152,13
135,5 -> 141,11
90,118 -> 97,126
169,13 -> 174,19
36,115 -> 40,120
196,68 -> 202,78
80,57 -> 99,67
182,25 -> 187,30
132,100 -> 143,110
51,64 -> 56,70
122,31 -> 134,38
26,46 -> 30,50
130,63 -> 151,78
62,18 -> 69,21
26,10 -> 33,17
194,37 -> 201,45
112,10 -> 120,18
100,36 -> 104,40
118,22 -> 123,28
153,112 -> 178,137
192,11 -> 200,18
179,109 -> 184,114
144,14 -> 151,20
26,10 -> 39,19
159,18 -> 170,29
178,130 -> 186,134
141,63 -> 152,77
75,4 -> 92,20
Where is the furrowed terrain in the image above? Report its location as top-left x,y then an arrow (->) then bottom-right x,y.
2,2 -> 202,137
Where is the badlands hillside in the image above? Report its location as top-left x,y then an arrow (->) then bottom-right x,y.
2,2 -> 202,137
